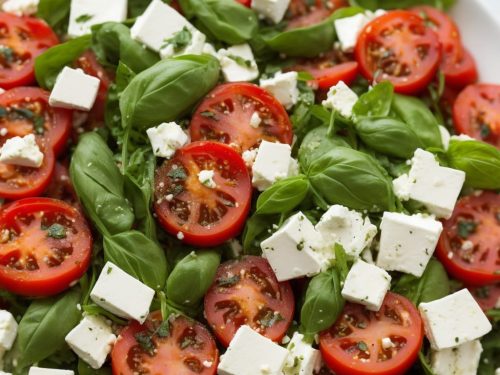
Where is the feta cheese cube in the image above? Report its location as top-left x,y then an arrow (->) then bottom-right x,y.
341,260 -> 391,311
431,340 -> 483,375
49,67 -> 100,111
0,134 -> 43,168
28,368 -> 74,375
218,325 -> 288,375
251,0 -> 290,24
260,71 -> 299,109
392,149 -> 465,218
438,125 -> 451,150
283,332 -> 321,375
0,371 -> 12,375
250,112 -> 262,128
159,28 -> 206,59
218,44 -> 259,82
202,43 -> 217,57
68,0 -> 127,38
334,13 -> 369,51
322,81 -> 358,118
90,262 -> 155,323
65,315 -> 116,369
2,0 -> 38,16
146,122 -> 189,158
419,289 -> 492,350
315,205 -> 377,258
0,310 -> 17,351
261,212 -> 323,281
198,169 -> 216,189
252,141 -> 292,191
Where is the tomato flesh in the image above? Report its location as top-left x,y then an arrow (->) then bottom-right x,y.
469,284 -> 500,312
285,0 -> 347,30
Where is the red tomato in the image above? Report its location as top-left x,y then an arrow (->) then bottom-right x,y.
0,197 -> 92,296
190,83 -> 293,153
355,10 -> 441,94
43,162 -> 79,208
154,141 -> 252,247
286,0 -> 347,30
469,284 -> 500,312
453,84 -> 500,147
436,191 -> 500,286
319,292 -> 424,375
236,0 -> 251,6
0,13 -> 59,89
111,312 -> 219,375
204,256 -> 295,347
0,87 -> 72,155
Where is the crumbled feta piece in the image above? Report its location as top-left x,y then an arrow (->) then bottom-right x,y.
0,371 -> 12,375
392,149 -> 465,218
376,212 -> 442,277
0,134 -> 43,168
381,337 -> 394,350
218,44 -> 259,82
202,43 -> 218,56
341,260 -> 391,311
322,81 -> 358,118
252,141 -> 292,191
90,262 -> 155,323
288,157 -> 299,177
65,315 -> 116,369
250,112 -> 262,128
364,9 -> 387,20
260,71 -> 299,109
242,148 -> 258,168
28,368 -> 74,375
160,28 -> 206,59
218,325 -> 288,375
251,0 -> 290,24
198,169 -> 216,188
450,134 -> 475,141
431,340 -> 483,375
68,0 -> 127,38
283,332 -> 321,375
261,212 -> 323,281
49,67 -> 100,111
419,289 -> 492,350
0,310 -> 17,352
2,0 -> 38,16
146,122 -> 189,159
334,13 -> 369,51
438,125 -> 451,150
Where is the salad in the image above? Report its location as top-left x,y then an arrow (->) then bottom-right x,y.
0,0 -> 498,374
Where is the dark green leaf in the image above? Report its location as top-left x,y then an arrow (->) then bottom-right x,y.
256,175 -> 310,215
242,214 -> 279,254
78,360 -> 112,375
37,0 -> 71,34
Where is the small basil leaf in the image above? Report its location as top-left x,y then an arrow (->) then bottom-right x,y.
243,214 -> 279,255
37,0 -> 70,34
353,81 -> 394,118
256,175 -> 310,215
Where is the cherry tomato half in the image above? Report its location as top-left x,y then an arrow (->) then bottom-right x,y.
111,312 -> 218,375
355,10 -> 441,94
43,162 -> 79,208
285,0 -> 347,30
469,284 -> 500,312
436,191 -> 500,286
0,197 -> 92,296
319,292 -> 424,375
204,256 -> 295,347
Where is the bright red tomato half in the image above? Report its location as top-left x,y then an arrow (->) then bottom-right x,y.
111,312 -> 218,375
204,256 -> 295,347
0,198 -> 92,296
285,0 -> 347,30
469,284 -> 500,312
355,10 -> 441,94
436,191 -> 500,285
0,13 -> 59,88
319,292 -> 424,375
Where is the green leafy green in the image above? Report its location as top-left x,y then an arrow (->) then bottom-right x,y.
78,360 -> 112,375
353,81 -> 394,118
256,175 -> 310,215
163,27 -> 192,52
349,0 -> 456,10
37,0 -> 71,34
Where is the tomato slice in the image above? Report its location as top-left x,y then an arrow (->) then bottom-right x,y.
111,311 -> 218,375
204,256 -> 295,347
0,87 -> 72,155
436,191 -> 500,286
235,0 -> 251,7
355,10 -> 441,94
469,284 -> 500,312
452,84 -> 500,147
319,292 -> 424,375
189,83 -> 293,153
0,13 -> 59,89
0,197 -> 92,296
154,141 -> 252,247
285,0 -> 347,30
43,162 -> 79,208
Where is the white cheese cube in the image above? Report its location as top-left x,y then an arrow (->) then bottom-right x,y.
283,332 -> 321,375
496,368 -> 500,375
159,28 -> 206,59
451,134 -> 475,141
392,149 -> 465,219
28,368 -> 74,375
376,212 -> 442,277
431,340 -> 483,375
438,125 -> 451,150
2,0 -> 38,16
202,43 -> 218,57
251,0 -> 290,24
322,81 -> 358,118
65,315 -> 117,369
334,13 -> 369,51
218,44 -> 259,83
315,205 -> 377,259
146,122 -> 189,159
68,0 -> 127,38
419,289 -> 492,350
341,260 -> 391,311
252,140 -> 292,191
90,262 -> 155,323
49,67 -> 100,111
0,371 -> 12,375
218,325 -> 288,375
0,134 -> 43,168
261,212 -> 323,281
260,71 -> 299,109
0,310 -> 17,352
198,169 -> 216,189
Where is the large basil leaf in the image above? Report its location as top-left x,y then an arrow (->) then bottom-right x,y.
35,35 -> 92,89
37,0 -> 70,34
478,331 -> 500,375
256,175 -> 310,215
103,231 -> 168,290
70,132 -> 134,236
446,139 -> 500,189
353,81 -> 394,118
306,147 -> 396,212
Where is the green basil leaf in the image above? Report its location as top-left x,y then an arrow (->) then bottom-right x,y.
103,231 -> 168,290
34,35 -> 91,89
166,250 -> 221,308
243,213 -> 279,255
256,175 -> 310,215
78,359 -> 112,375
353,81 -> 394,118
349,0 -> 455,10
37,0 -> 70,34
446,139 -> 500,189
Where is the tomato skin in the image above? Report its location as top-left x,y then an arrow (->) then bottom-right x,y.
289,59 -> 358,90
286,0 -> 347,30
43,162 -> 80,208
236,0 -> 251,6
469,284 -> 500,312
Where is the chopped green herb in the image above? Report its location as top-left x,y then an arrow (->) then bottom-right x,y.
357,341 -> 368,352
296,241 -> 304,251
33,116 -> 45,135
217,275 -> 240,287
0,46 -> 14,64
200,110 -> 217,120
0,107 -> 7,117
457,219 -> 477,239
107,267 -> 113,275
259,311 -> 284,328
75,14 -> 94,23
167,167 -> 187,180
479,123 -> 491,139
135,332 -> 155,353
45,224 -> 67,239
180,335 -> 199,349
474,286 -> 490,299
162,27 -> 192,52
227,54 -> 252,68
156,320 -> 170,337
